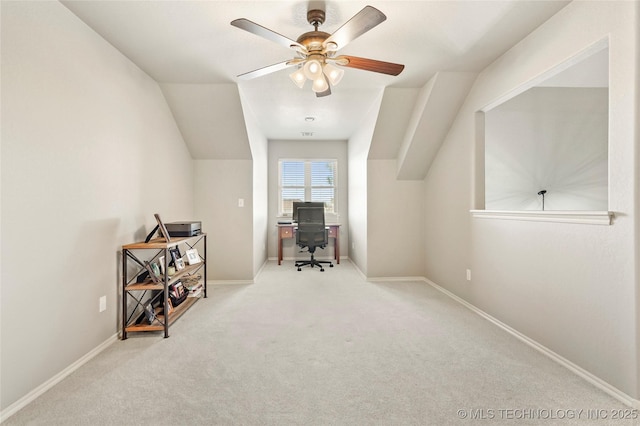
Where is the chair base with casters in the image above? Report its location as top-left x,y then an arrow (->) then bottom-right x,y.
295,248 -> 334,272
294,206 -> 334,272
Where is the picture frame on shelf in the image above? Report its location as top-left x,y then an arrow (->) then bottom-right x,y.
158,256 -> 165,275
175,258 -> 185,271
144,261 -> 160,283
144,225 -> 159,243
150,262 -> 161,278
185,248 -> 201,265
154,213 -> 171,243
168,247 -> 181,266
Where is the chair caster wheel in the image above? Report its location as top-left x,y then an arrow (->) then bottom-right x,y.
320,268 -> 325,272
297,268 -> 301,271
330,264 -> 334,267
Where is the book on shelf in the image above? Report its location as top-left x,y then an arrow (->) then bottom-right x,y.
187,283 -> 204,297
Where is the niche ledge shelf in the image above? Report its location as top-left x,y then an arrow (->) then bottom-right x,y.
470,210 -> 613,225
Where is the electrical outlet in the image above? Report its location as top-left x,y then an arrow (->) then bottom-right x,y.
466,269 -> 471,281
99,296 -> 107,312
238,198 -> 244,207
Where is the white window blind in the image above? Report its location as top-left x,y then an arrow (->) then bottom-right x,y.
279,159 -> 337,216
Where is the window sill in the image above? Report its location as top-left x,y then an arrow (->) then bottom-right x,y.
470,210 -> 613,225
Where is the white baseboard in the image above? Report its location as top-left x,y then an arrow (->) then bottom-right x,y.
422,277 -> 640,409
350,260 -> 367,281
359,273 -> 639,408
368,276 -> 425,282
255,259 -> 268,277
208,279 -> 254,285
280,256 -> 337,262
267,256 -> 348,262
1,333 -> 119,423
7,274 -> 635,424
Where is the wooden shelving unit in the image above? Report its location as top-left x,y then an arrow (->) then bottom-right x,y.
121,233 -> 206,339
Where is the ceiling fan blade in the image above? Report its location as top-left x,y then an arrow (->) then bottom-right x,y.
316,87 -> 331,97
237,60 -> 300,80
323,6 -> 386,51
231,18 -> 306,51
335,55 -> 404,76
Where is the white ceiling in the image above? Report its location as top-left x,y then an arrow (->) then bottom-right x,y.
61,0 -> 570,159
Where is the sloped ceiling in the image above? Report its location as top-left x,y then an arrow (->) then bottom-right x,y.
160,83 -> 251,159
396,72 -> 477,180
62,1 -> 570,173
368,88 -> 419,160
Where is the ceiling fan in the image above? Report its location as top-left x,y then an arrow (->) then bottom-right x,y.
231,5 -> 405,97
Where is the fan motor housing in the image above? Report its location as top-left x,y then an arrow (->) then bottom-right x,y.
297,31 -> 330,52
307,9 -> 325,26
298,9 -> 329,52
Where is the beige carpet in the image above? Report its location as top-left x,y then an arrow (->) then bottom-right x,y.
4,260 -> 630,425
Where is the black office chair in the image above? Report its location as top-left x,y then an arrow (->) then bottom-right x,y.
295,206 -> 334,272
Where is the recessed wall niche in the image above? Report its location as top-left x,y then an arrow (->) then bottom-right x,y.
483,46 -> 609,211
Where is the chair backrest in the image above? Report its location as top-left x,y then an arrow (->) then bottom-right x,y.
296,207 -> 327,248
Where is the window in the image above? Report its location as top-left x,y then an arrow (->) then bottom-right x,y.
279,159 -> 337,216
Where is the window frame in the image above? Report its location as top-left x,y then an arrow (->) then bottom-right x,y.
278,158 -> 338,217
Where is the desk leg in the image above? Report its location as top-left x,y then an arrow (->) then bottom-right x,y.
278,234 -> 283,265
335,229 -> 340,264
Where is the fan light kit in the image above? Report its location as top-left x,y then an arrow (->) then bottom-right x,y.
231,6 -> 404,97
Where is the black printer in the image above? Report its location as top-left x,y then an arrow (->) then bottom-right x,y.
165,221 -> 202,237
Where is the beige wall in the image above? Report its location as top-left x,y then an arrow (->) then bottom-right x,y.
188,86 -> 267,282
194,160 -> 254,281
347,94 -> 384,275
240,98 -> 269,278
1,1 -> 195,410
367,160 -> 425,278
424,1 -> 639,399
267,140 -> 349,263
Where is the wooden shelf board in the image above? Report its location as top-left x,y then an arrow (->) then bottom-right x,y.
125,323 -> 165,332
126,282 -> 163,291
169,264 -> 202,284
125,266 -> 202,291
123,233 -> 206,250
126,297 -> 200,334
158,297 -> 199,325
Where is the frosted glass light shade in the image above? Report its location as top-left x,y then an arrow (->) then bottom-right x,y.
312,77 -> 329,93
289,68 -> 306,89
323,62 -> 344,86
303,59 -> 323,79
